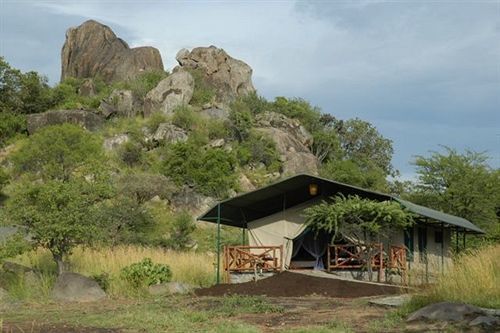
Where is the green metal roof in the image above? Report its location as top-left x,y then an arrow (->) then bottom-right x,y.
198,173 -> 485,234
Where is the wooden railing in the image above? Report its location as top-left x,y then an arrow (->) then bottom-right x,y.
223,245 -> 283,283
388,245 -> 408,284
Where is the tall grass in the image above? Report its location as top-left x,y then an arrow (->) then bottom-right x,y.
406,245 -> 500,310
12,245 -> 215,297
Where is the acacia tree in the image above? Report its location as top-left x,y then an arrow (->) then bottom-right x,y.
5,124 -> 112,274
304,195 -> 414,280
412,147 -> 500,243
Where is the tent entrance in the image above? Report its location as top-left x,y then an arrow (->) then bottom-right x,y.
290,228 -> 330,270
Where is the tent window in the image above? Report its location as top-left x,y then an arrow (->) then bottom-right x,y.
404,227 -> 414,261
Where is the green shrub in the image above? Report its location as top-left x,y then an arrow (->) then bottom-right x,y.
0,112 -> 26,147
91,272 -> 110,292
172,106 -> 199,131
145,112 -> 168,133
235,131 -> 281,172
126,70 -> 168,99
188,69 -> 215,107
121,258 -> 172,288
228,101 -> 254,141
164,211 -> 196,251
118,141 -> 144,167
270,97 -> 321,132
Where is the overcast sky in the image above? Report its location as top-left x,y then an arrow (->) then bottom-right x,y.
1,0 -> 499,178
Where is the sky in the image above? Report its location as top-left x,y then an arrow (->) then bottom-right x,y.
1,0 -> 499,178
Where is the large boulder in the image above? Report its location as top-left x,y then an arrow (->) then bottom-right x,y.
143,70 -> 194,116
170,186 -> 216,216
176,46 -> 255,104
52,272 -> 106,303
99,89 -> 140,118
255,112 -> 313,148
61,20 -> 163,83
27,110 -> 104,134
407,302 -> 485,323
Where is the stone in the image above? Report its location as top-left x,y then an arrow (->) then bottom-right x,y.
78,78 -> 96,97
238,174 -> 255,193
148,282 -> 193,296
100,89 -> 139,118
152,123 -> 188,144
2,262 -> 32,275
283,152 -> 319,176
61,20 -> 163,83
209,138 -> 225,148
369,294 -> 412,307
52,272 -> 106,303
103,134 -> 130,151
199,107 -> 229,121
27,110 -> 104,134
143,70 -> 194,116
468,315 -> 500,327
176,46 -> 255,104
407,302 -> 485,323
255,112 -> 313,148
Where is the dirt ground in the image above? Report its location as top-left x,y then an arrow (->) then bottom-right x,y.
196,271 -> 403,297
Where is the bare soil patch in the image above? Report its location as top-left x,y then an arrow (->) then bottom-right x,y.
196,271 -> 402,297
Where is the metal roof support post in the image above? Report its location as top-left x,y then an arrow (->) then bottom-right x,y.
441,223 -> 444,275
216,203 -> 221,285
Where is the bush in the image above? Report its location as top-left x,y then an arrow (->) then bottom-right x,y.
0,112 -> 26,147
270,97 -> 321,132
125,70 -> 168,99
228,101 -> 254,141
121,258 -> 172,288
235,131 -> 281,172
165,211 -> 196,251
172,106 -> 199,131
118,141 -> 144,167
188,69 -> 215,107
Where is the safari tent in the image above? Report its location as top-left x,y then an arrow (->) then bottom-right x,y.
198,174 -> 484,284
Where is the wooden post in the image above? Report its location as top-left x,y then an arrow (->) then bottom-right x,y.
378,243 -> 383,283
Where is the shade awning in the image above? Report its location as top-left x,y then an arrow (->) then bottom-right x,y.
198,174 -> 485,234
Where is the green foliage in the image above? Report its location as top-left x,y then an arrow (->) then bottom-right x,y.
304,195 -> 414,242
235,131 -> 281,172
238,92 -> 271,115
412,147 -> 500,240
188,69 -> 215,107
145,112 -> 168,133
119,70 -> 168,99
0,167 -> 8,191
0,57 -> 56,115
320,159 -> 388,192
116,172 -> 173,204
228,100 -> 254,141
120,258 -> 172,288
0,112 -> 27,147
172,106 -> 199,131
51,77 -> 111,109
161,141 -> 237,197
91,272 -> 110,292
164,211 -> 196,251
118,140 -> 145,167
270,97 -> 321,133
0,233 -> 32,262
10,124 -> 104,181
4,178 -> 113,272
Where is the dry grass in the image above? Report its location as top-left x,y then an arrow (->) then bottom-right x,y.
406,245 -> 500,310
13,245 -> 216,297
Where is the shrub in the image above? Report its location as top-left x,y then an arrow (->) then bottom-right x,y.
0,112 -> 26,147
145,112 -> 168,133
118,141 -> 144,167
121,258 -> 172,288
165,211 -> 196,251
270,96 -> 321,133
126,70 -> 168,99
172,106 -> 199,131
188,69 -> 215,107
91,272 -> 110,292
235,131 -> 281,172
228,101 -> 254,141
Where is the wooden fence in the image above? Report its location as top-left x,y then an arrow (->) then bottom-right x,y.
223,245 -> 283,283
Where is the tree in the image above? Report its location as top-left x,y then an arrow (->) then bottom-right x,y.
5,178 -> 112,274
304,195 -> 414,280
11,124 -> 104,181
319,159 -> 388,192
412,147 -> 500,240
164,212 -> 196,251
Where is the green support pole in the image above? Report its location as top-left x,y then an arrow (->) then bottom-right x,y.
242,227 -> 245,245
216,203 -> 221,285
441,223 -> 444,274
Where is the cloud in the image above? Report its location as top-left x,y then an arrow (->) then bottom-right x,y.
1,0 -> 498,174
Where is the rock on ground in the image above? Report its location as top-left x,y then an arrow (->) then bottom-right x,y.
407,302 -> 485,323
199,107 -> 229,121
152,123 -> 188,144
27,110 -> 104,134
148,282 -> 193,295
61,20 -> 163,83
103,134 -> 130,151
170,186 -> 216,216
176,46 -> 255,104
369,294 -> 412,307
256,112 -> 313,148
143,70 -> 194,116
468,315 -> 500,327
52,272 -> 106,303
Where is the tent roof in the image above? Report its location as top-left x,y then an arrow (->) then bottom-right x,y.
198,174 -> 484,234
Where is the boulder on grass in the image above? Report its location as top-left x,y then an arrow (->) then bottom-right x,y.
52,272 -> 106,302
407,302 -> 484,323
148,282 -> 193,296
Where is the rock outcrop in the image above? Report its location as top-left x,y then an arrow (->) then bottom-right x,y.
143,70 -> 194,116
99,89 -> 140,118
152,123 -> 188,144
52,272 -> 106,302
255,113 -> 318,175
176,46 -> 255,104
27,110 -> 104,134
61,20 -> 163,83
